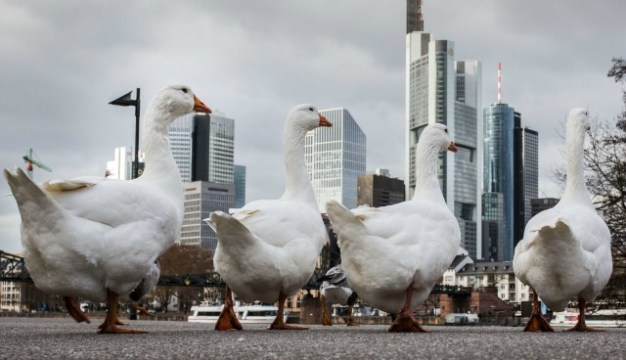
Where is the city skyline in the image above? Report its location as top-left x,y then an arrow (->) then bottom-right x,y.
1,1 -> 625,253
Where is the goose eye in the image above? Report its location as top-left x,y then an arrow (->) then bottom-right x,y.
181,88 -> 188,94
444,128 -> 448,133
309,107 -> 314,112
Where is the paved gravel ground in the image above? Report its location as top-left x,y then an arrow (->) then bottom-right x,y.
1,317 -> 624,359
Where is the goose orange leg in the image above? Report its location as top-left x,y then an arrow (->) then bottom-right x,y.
523,289 -> 554,332
215,285 -> 243,331
388,285 -> 426,332
98,289 -> 146,334
345,305 -> 357,327
269,293 -> 307,330
566,297 -> 603,332
63,296 -> 90,324
320,295 -> 332,326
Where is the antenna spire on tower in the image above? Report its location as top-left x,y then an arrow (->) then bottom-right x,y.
497,62 -> 502,103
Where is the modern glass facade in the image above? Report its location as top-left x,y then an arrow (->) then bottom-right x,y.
169,113 -> 236,250
514,124 -> 539,246
234,164 -> 246,208
406,28 -> 482,259
483,104 -> 539,260
169,114 -> 194,182
305,108 -> 366,212
169,113 -> 235,184
483,103 -> 515,260
180,181 -> 234,251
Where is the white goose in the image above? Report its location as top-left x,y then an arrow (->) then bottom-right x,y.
206,104 -> 331,330
513,108 -> 612,332
4,85 -> 210,334
326,123 -> 460,332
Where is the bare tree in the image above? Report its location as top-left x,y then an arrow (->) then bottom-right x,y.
153,245 -> 214,313
583,58 -> 626,305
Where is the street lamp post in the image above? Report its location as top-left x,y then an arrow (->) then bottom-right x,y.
109,88 -> 141,179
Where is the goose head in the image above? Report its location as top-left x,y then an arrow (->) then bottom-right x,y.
151,85 -> 212,120
566,108 -> 591,138
285,104 -> 332,132
420,123 -> 458,153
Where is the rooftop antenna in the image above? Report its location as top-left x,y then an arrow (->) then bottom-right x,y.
497,62 -> 502,103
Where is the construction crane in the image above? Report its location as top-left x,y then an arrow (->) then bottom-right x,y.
22,148 -> 52,178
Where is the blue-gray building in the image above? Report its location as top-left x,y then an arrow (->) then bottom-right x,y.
234,164 -> 246,208
483,103 -> 538,260
305,108 -> 366,212
483,103 -> 516,260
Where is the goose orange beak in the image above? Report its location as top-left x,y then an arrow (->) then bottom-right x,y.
448,142 -> 458,152
193,96 -> 212,113
319,114 -> 332,127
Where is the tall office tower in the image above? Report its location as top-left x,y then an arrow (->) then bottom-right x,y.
105,146 -> 133,180
406,5 -> 482,258
234,164 -> 246,208
169,112 -> 235,184
305,108 -> 366,212
178,181 -> 235,250
105,146 -> 144,180
169,114 -> 195,182
406,0 -> 424,33
481,193 -> 505,261
483,103 -> 515,260
483,64 -> 539,260
357,173 -> 405,207
530,198 -> 559,217
514,121 -> 539,245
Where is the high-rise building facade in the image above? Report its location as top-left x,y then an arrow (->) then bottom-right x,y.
483,73 -> 539,260
357,174 -> 405,208
169,113 -> 235,184
406,4 -> 482,258
514,123 -> 539,245
305,108 -> 366,212
234,164 -> 246,208
483,103 -> 515,260
169,112 -> 236,250
105,146 -> 144,180
179,181 -> 235,250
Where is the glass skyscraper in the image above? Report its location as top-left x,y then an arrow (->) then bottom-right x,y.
406,26 -> 482,258
168,112 -> 236,250
483,104 -> 539,260
483,103 -> 515,260
233,164 -> 246,208
305,108 -> 366,212
168,113 -> 235,184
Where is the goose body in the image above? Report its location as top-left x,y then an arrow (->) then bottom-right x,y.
513,108 -> 612,331
4,85 -> 211,333
326,123 -> 460,332
207,104 -> 332,330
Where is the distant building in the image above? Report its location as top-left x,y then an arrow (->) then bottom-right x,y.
169,112 -> 234,184
105,146 -> 144,180
482,64 -> 539,260
169,113 -> 236,250
444,260 -> 531,305
357,174 -> 405,207
305,108 -> 366,212
178,181 -> 234,251
406,17 -> 483,259
531,198 -> 559,217
233,164 -> 246,209
514,123 -> 539,245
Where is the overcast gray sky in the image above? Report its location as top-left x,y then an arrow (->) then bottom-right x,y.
1,0 -> 625,253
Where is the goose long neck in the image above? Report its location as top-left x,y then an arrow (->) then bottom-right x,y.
562,128 -> 592,206
412,142 -> 445,201
281,126 -> 316,205
138,106 -> 181,186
